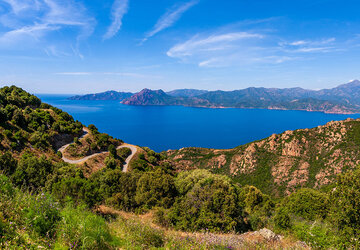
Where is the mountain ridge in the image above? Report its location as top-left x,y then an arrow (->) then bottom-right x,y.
69,80 -> 360,114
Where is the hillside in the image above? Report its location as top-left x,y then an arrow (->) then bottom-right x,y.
121,88 -> 212,107
3,85 -> 360,249
166,89 -> 209,97
166,118 -> 360,196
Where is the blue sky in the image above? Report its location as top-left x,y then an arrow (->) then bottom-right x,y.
0,0 -> 360,94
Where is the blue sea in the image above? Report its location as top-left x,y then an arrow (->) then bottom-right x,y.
37,94 -> 360,152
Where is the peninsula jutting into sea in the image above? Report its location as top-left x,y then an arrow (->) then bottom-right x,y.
69,80 -> 360,114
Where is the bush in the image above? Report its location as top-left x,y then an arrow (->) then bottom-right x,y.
105,156 -> 117,170
168,169 -> 249,233
135,169 -> 177,209
331,168 -> 360,247
283,188 -> 329,220
12,154 -> 53,189
274,207 -> 291,230
55,205 -> 113,249
0,152 -> 17,175
108,144 -> 117,158
105,172 -> 141,211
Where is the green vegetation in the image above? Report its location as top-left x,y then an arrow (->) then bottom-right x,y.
3,85 -> 360,248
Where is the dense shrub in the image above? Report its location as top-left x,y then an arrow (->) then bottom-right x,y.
331,168 -> 360,247
283,188 -> 329,220
168,170 -> 249,233
135,169 -> 177,209
12,154 -> 53,189
273,207 -> 291,230
48,166 -> 100,208
104,172 -> 141,211
0,152 -> 17,175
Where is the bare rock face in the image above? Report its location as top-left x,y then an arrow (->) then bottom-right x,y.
258,228 -> 280,241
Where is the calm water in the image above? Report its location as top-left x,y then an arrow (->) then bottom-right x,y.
37,94 -> 360,152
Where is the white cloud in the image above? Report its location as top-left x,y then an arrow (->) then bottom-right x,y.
167,28 -> 342,68
56,72 -> 162,79
103,0 -> 129,40
167,32 -> 263,58
0,23 -> 60,44
1,0 -> 41,14
56,72 -> 92,75
0,0 -> 95,55
280,38 -> 337,53
142,0 -> 198,43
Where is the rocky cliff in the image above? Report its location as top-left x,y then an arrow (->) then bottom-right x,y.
165,118 -> 360,196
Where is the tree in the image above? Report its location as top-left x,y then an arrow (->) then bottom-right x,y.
168,169 -> 249,233
331,168 -> 360,247
108,144 -> 117,158
135,169 -> 177,209
12,154 -> 53,189
0,152 -> 17,175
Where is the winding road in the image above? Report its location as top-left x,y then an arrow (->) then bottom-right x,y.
58,129 -> 137,172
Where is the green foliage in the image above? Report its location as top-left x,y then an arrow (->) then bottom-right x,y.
282,188 -> 329,220
273,207 -> 291,230
331,168 -> 360,247
238,185 -> 274,215
238,185 -> 274,230
12,154 -> 53,189
23,193 -> 61,237
135,169 -> 177,209
291,220 -> 340,249
105,156 -> 117,169
108,144 -> 116,158
0,151 -> 17,175
55,205 -> 113,249
168,169 -> 249,233
29,131 -> 50,149
113,217 -> 165,248
100,171 -> 141,211
48,165 -> 100,207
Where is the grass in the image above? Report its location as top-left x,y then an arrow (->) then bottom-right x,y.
106,207 -> 306,250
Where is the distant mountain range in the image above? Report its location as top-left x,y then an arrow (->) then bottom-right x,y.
69,80 -> 360,114
69,91 -> 133,101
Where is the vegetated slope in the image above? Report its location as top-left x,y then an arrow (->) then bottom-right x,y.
3,85 -> 360,249
166,89 -> 209,97
69,90 -> 133,101
165,118 -> 360,196
0,86 -> 125,171
0,85 -> 83,158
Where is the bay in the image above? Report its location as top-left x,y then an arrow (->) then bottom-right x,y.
37,94 -> 360,152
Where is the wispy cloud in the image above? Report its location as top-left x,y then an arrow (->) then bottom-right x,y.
103,0 -> 129,40
167,23 -> 343,68
142,0 -> 198,43
56,71 -> 162,79
1,0 -> 41,14
279,38 -> 337,53
0,23 -> 60,45
167,32 -> 263,58
56,72 -> 92,76
0,0 -> 95,55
